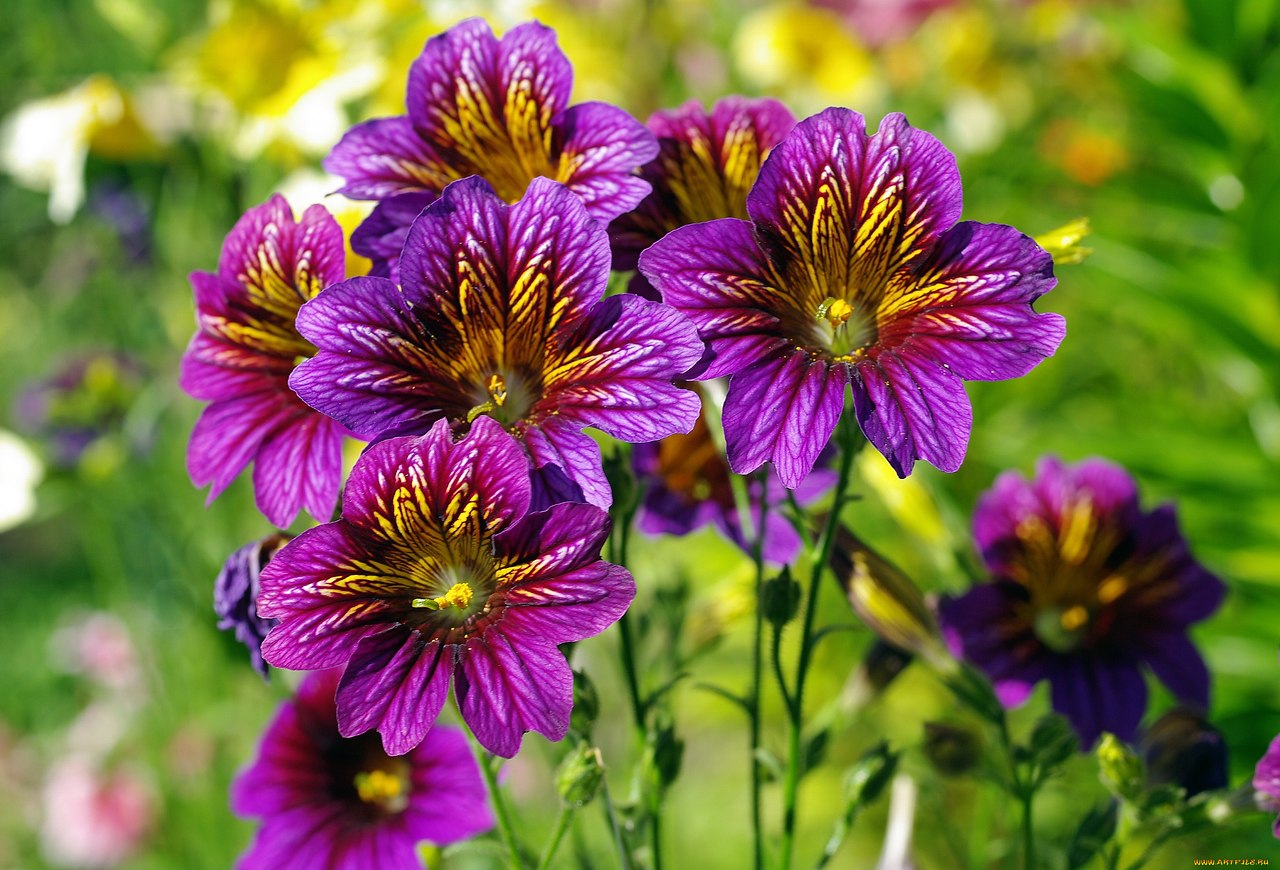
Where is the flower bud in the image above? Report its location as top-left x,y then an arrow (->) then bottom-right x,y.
1142,708 -> 1228,798
556,744 -> 605,808
1097,733 -> 1144,803
761,568 -> 801,628
923,722 -> 982,777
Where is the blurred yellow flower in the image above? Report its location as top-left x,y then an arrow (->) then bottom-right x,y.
0,76 -> 156,223
856,450 -> 948,547
1035,217 -> 1093,266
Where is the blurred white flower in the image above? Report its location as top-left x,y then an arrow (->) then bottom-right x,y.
0,429 -> 41,532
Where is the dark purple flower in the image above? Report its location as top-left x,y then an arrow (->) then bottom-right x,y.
290,176 -> 704,508
232,668 -> 493,868
608,96 -> 795,297
181,195 -> 352,528
938,457 -> 1226,747
1142,708 -> 1228,798
633,387 -> 834,564
326,18 -> 657,280
258,416 -> 636,757
16,352 -> 146,468
640,108 -> 1065,487
1254,734 -> 1280,836
214,535 -> 289,679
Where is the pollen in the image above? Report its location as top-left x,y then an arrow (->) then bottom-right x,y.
486,373 -> 507,407
437,582 -> 474,610
354,769 -> 407,810
817,296 -> 854,327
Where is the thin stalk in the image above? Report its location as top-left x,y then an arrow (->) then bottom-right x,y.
535,804 -> 576,870
600,778 -> 634,870
748,470 -> 769,870
611,497 -> 646,733
464,725 -> 524,869
1020,788 -> 1035,870
778,418 -> 859,870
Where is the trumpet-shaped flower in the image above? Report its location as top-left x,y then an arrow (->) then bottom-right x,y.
258,417 -> 635,757
640,108 -> 1065,486
938,457 -> 1226,746
609,97 -> 795,296
327,17 -> 657,280
181,195 -> 351,527
290,176 -> 703,507
232,668 -> 492,869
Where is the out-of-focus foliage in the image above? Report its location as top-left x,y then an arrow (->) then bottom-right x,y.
1,0 -> 1277,867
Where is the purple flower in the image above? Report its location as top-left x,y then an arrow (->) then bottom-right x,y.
1254,734 -> 1280,836
214,535 -> 289,679
258,416 -> 635,757
608,96 -> 795,297
16,352 -> 146,468
232,668 -> 493,868
640,108 -> 1065,487
181,195 -> 351,528
1142,708 -> 1228,798
326,18 -> 657,280
633,387 -> 834,564
937,457 -> 1226,747
290,176 -> 704,508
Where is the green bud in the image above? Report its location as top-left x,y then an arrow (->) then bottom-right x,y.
556,744 -> 605,807
761,568 -> 801,628
1029,713 -> 1079,773
923,722 -> 982,777
846,741 -> 898,807
1097,733 -> 1144,803
570,669 -> 599,737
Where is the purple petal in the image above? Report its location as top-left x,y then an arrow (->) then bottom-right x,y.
187,391 -> 300,502
748,109 -> 961,293
937,582 -> 1047,708
350,191 -> 438,281
405,726 -> 495,844
521,418 -> 611,509
455,630 -> 573,757
541,293 -> 704,441
336,626 -> 455,756
553,101 -> 657,222
850,348 -> 972,476
1049,655 -> 1147,747
1253,735 -> 1280,803
180,336 -> 291,400
638,218 -> 791,380
1133,630 -> 1211,708
495,502 -> 612,578
881,222 -> 1064,380
251,412 -> 346,528
721,349 -> 848,488
501,562 -> 636,646
324,117 -> 452,200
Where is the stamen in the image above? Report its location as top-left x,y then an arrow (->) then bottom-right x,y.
1097,575 -> 1128,605
486,373 -> 507,407
412,582 -> 475,612
1060,605 -> 1089,632
355,769 -> 403,804
817,296 -> 855,327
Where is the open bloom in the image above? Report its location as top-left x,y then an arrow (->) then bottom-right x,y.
215,535 -> 289,678
633,388 -> 834,564
326,17 -> 657,280
232,668 -> 492,869
937,457 -> 1226,746
291,176 -> 703,508
258,417 -> 635,757
641,108 -> 1065,486
608,96 -> 795,297
181,195 -> 351,527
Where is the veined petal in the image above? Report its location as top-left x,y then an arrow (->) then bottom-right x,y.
639,218 -> 792,379
335,627 -> 454,756
520,417 -> 610,509
554,101 -> 658,222
405,727 -> 496,843
350,191 -> 438,281
542,294 -> 703,441
879,222 -> 1064,380
494,503 -> 612,583
324,117 -> 455,201
179,338 -> 289,401
850,348 -> 972,476
722,348 -> 847,488
252,412 -> 346,528
456,630 -> 572,757
342,419 -> 532,547
187,390 -> 301,501
500,562 -> 635,646
1049,656 -> 1147,747
747,109 -> 961,311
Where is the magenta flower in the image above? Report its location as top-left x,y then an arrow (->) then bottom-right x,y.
1254,734 -> 1280,836
214,536 -> 289,678
640,108 -> 1065,487
181,195 -> 351,527
608,96 -> 795,297
290,176 -> 704,508
258,417 -> 635,757
633,390 -> 834,565
326,18 -> 657,280
232,668 -> 493,868
937,457 -> 1226,747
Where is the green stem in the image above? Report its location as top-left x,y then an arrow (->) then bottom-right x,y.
748,470 -> 769,870
651,806 -> 664,870
1020,788 -> 1035,870
617,611 -> 646,731
535,804 -> 576,870
600,778 -> 634,870
464,726 -> 524,869
778,418 -> 859,870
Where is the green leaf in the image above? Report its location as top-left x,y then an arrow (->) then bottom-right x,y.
1066,801 -> 1119,870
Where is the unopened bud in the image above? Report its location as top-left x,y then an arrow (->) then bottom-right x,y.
761,568 -> 801,628
1141,708 -> 1228,798
923,722 -> 982,777
556,744 -> 605,807
1098,733 -> 1144,803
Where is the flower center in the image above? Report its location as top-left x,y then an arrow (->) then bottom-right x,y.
353,763 -> 410,814
466,368 -> 539,428
1033,605 -> 1091,653
411,581 -> 474,613
812,296 -> 875,362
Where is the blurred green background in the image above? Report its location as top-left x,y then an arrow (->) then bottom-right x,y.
1,0 -> 1278,867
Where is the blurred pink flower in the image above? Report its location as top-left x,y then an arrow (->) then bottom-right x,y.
49,613 -> 143,696
812,0 -> 958,46
39,758 -> 153,869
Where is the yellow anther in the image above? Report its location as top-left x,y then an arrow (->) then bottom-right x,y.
1057,499 -> 1095,565
486,373 -> 507,407
1060,605 -> 1089,632
817,296 -> 854,327
1097,575 -> 1128,605
355,769 -> 404,805
434,582 -> 474,611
